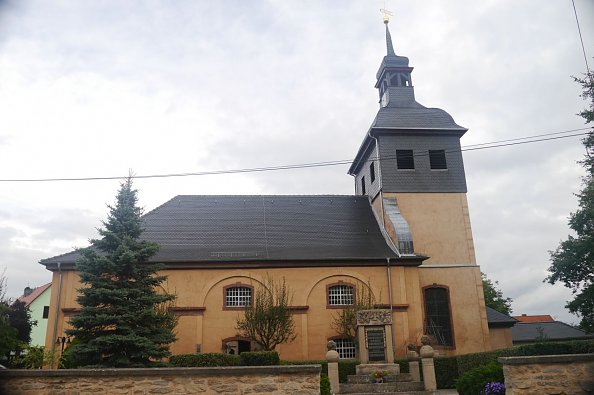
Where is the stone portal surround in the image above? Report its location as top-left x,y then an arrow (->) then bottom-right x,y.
498,354 -> 594,395
0,365 -> 321,395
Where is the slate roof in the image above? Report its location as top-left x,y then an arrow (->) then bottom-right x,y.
373,105 -> 466,130
486,307 -> 518,328
40,195 -> 399,266
17,283 -> 51,307
511,321 -> 593,343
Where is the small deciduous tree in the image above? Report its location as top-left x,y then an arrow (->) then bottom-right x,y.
482,272 -> 513,316
0,269 -> 21,361
236,277 -> 296,351
331,282 -> 376,344
546,72 -> 594,333
66,177 -> 176,367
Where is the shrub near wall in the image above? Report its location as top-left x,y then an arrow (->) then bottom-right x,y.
169,353 -> 240,367
239,351 -> 280,366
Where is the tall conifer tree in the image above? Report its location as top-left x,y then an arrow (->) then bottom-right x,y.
67,177 -> 176,367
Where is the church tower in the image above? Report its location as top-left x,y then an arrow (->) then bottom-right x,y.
348,18 -> 475,266
349,17 -> 490,354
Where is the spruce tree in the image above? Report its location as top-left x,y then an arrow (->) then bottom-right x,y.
66,177 -> 176,367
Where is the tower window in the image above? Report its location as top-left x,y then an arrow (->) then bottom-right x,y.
424,287 -> 454,347
361,176 -> 366,195
396,150 -> 414,169
370,162 -> 376,183
429,150 -> 447,170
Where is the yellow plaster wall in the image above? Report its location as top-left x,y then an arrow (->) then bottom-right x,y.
489,327 -> 513,350
45,262 -> 492,360
419,266 -> 490,355
379,193 -> 477,265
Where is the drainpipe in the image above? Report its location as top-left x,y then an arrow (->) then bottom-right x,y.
51,262 -> 63,363
386,258 -> 395,355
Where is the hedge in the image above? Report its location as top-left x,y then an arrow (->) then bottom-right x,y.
455,361 -> 504,395
169,353 -> 240,367
239,351 -> 280,366
434,356 -> 458,389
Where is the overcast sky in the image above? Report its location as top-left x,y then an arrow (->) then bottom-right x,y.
1,1 -> 593,325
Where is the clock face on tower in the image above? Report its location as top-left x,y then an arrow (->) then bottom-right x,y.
381,90 -> 389,108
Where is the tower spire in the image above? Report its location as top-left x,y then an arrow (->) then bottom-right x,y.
380,8 -> 396,56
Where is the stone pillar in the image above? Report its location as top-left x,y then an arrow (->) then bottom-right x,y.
420,336 -> 436,392
406,344 -> 421,382
326,340 -> 340,394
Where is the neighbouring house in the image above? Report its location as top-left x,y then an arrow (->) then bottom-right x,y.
511,317 -> 593,344
17,283 -> 52,347
512,314 -> 554,323
39,19 -> 493,360
486,307 -> 517,350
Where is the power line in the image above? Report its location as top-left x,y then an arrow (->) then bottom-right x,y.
0,127 -> 590,183
571,0 -> 592,77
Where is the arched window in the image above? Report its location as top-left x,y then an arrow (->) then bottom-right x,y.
423,286 -> 454,347
224,284 -> 252,308
327,283 -> 354,307
333,338 -> 356,359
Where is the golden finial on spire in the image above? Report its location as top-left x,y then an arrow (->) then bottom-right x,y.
380,7 -> 393,24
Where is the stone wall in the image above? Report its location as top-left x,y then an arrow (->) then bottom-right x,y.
0,365 -> 321,395
499,354 -> 594,395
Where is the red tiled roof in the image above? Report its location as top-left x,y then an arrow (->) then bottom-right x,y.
17,282 -> 51,307
512,314 -> 555,323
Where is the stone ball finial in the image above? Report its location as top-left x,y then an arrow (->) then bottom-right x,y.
327,340 -> 337,351
326,341 -> 339,362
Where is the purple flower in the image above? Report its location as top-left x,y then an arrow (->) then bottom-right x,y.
484,381 -> 505,395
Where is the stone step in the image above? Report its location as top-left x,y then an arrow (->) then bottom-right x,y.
347,373 -> 415,384
339,381 -> 426,394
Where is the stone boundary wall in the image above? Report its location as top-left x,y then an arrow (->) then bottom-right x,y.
0,365 -> 321,395
498,353 -> 594,395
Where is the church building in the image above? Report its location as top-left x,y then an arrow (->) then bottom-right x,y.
41,19 -> 493,360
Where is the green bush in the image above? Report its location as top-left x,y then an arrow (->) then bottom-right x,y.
239,351 -> 280,366
169,353 -> 240,367
435,356 -> 458,389
394,358 -> 409,373
509,339 -> 594,356
456,350 -> 504,376
455,361 -> 504,395
338,360 -> 358,383
320,373 -> 331,395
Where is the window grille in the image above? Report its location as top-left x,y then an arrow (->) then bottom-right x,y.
424,287 -> 453,346
429,150 -> 447,169
226,287 -> 252,307
328,284 -> 354,306
335,338 -> 356,359
396,150 -> 415,169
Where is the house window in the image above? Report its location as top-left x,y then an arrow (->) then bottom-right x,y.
225,286 -> 252,308
396,150 -> 414,169
43,306 -> 50,319
328,284 -> 354,306
361,176 -> 366,195
335,338 -> 356,359
370,162 -> 376,183
429,150 -> 447,169
424,287 -> 453,346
